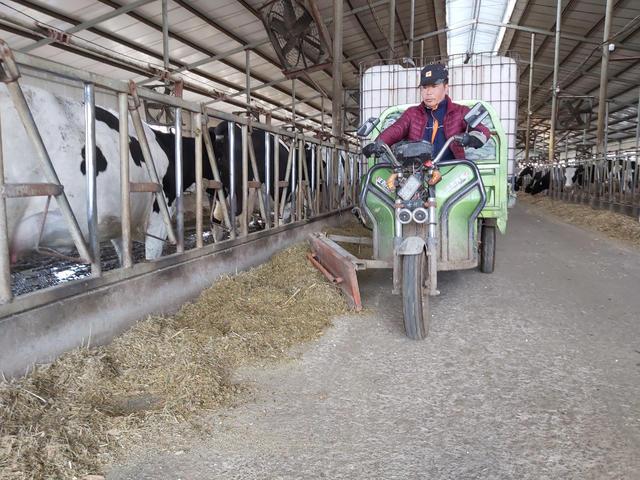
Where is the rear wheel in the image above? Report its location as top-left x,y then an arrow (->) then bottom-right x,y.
402,253 -> 429,340
479,224 -> 496,273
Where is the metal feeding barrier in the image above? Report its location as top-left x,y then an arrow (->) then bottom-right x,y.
0,40 -> 359,305
544,151 -> 640,217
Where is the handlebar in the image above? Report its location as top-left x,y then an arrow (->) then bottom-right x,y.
365,134 -> 469,166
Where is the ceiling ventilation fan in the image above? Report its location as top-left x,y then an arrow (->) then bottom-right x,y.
260,0 -> 332,77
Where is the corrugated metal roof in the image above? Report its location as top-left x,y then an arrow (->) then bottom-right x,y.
504,0 -> 640,154
0,0 -> 637,146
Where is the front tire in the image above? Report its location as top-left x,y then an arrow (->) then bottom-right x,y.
479,224 -> 496,273
402,253 -> 429,340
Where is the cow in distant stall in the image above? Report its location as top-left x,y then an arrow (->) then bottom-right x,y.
515,166 -> 533,192
526,171 -> 550,195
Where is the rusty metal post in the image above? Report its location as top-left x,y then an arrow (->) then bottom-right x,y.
524,33 -> 535,165
84,82 -> 101,275
0,100 -> 11,303
194,112 -> 203,248
596,0 -> 614,154
118,92 -> 132,268
548,0 -> 562,165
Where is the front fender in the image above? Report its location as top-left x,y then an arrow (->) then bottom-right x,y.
395,236 -> 426,255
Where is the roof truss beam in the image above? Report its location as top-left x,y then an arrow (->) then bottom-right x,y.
92,0 -> 324,113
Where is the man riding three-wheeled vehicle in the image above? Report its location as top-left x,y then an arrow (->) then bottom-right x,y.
308,63 -> 509,340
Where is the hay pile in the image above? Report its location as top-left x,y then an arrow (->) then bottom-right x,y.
0,244 -> 348,479
519,195 -> 640,248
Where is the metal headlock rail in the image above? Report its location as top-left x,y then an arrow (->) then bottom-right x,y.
527,151 -> 640,218
0,39 -> 360,306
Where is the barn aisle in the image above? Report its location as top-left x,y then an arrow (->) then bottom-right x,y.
109,204 -> 640,479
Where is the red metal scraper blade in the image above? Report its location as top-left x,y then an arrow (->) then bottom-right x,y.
308,233 -> 362,311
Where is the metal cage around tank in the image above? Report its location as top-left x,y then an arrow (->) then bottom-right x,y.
359,52 -> 519,180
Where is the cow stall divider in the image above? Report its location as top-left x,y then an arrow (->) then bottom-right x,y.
0,41 -> 360,306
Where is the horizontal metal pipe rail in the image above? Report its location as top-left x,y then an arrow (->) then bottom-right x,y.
0,44 -> 361,305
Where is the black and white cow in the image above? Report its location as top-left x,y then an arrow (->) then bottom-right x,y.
2,84 -> 167,262
212,121 -> 290,220
1,84 -> 218,262
515,166 -> 533,192
527,171 -> 550,195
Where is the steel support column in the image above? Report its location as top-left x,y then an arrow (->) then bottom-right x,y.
524,33 -> 535,164
596,0 -> 614,153
604,100 -> 609,155
245,49 -> 251,110
408,0 -> 415,58
332,0 -> 343,140
388,0 -> 396,59
291,78 -> 296,129
548,0 -> 562,164
161,0 -> 169,71
332,0 -> 343,211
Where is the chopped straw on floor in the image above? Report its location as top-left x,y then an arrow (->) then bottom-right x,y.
0,243 -> 348,479
518,194 -> 640,248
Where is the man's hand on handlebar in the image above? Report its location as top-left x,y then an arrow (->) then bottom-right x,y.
458,131 -> 487,149
362,140 -> 386,157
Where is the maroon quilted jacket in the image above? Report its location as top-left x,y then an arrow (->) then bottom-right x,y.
377,96 -> 491,159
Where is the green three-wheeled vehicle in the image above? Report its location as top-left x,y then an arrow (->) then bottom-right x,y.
309,100 -> 509,339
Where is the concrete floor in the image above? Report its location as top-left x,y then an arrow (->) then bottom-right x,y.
108,204 -> 640,480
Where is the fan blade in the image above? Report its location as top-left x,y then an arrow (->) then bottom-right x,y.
270,17 -> 288,37
282,0 -> 297,27
282,35 -> 299,57
300,36 -> 321,63
291,11 -> 313,36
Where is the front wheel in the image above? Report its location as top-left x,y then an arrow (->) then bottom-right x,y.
479,224 -> 496,273
402,252 -> 429,340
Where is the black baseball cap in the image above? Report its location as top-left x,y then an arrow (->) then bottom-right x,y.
419,63 -> 448,86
